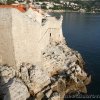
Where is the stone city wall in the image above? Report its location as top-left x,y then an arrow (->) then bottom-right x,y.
0,8 -> 15,67
0,8 -> 63,67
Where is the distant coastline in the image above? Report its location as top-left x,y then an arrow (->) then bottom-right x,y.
45,9 -> 100,14
46,10 -> 77,13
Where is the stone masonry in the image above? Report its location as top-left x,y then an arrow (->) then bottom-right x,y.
0,8 -> 63,68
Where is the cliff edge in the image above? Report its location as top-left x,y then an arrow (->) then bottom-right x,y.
0,40 -> 91,100
0,7 -> 91,100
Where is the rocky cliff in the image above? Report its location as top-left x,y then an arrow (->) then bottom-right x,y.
0,39 -> 91,100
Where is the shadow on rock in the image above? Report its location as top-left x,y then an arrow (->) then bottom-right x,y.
0,65 -> 11,100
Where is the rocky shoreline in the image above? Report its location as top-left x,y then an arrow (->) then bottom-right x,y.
45,9 -> 100,14
45,10 -> 78,13
0,39 -> 91,100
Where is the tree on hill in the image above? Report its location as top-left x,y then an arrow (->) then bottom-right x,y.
0,0 -> 15,4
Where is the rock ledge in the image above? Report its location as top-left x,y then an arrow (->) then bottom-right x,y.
0,40 -> 91,100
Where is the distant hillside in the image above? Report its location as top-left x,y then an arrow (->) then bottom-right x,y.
0,0 -> 15,4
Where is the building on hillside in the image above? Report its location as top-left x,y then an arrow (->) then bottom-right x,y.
46,3 -> 54,9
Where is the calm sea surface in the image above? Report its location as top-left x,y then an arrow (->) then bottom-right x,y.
51,12 -> 100,94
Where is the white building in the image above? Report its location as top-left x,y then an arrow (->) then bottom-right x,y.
46,3 -> 54,9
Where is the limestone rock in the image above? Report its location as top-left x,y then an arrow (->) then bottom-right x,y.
0,41 -> 91,100
28,65 -> 51,94
50,92 -> 60,100
0,65 -> 15,86
36,92 -> 44,100
4,78 -> 30,100
19,63 -> 51,94
20,64 -> 30,85
46,89 -> 52,98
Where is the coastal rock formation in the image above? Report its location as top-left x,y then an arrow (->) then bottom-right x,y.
0,66 -> 30,100
0,40 -> 91,100
0,6 -> 91,100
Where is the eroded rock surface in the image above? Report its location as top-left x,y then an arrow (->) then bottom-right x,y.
0,41 -> 91,100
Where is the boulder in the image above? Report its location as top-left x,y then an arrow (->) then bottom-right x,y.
4,78 -> 30,100
0,65 -> 15,86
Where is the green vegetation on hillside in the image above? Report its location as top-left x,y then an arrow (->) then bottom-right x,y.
0,0 -> 15,4
0,0 -> 100,12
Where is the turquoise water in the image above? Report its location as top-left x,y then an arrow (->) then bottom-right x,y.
61,12 -> 100,94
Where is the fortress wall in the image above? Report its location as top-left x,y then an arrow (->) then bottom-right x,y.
39,16 -> 64,51
12,9 -> 42,66
0,8 -> 15,67
47,17 -> 64,42
49,29 -> 61,41
39,24 -> 50,51
0,8 -> 64,67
